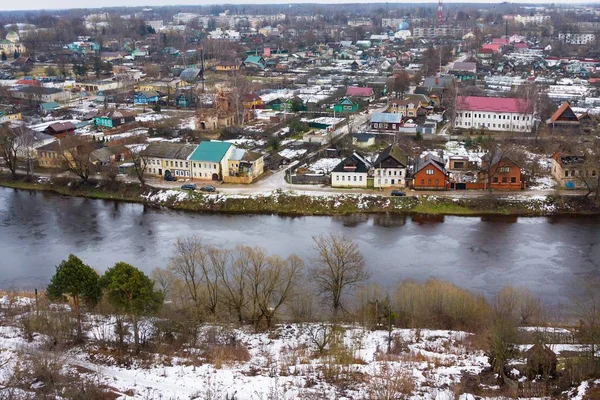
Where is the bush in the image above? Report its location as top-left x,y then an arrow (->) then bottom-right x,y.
203,343 -> 251,368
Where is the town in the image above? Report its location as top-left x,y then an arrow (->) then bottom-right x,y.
1,3 -> 600,202
2,2 -> 600,400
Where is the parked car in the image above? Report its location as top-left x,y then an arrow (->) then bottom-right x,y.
181,183 -> 197,190
391,190 -> 406,197
200,185 -> 216,192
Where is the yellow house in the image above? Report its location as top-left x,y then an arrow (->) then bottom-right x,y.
389,99 -> 419,117
224,148 -> 264,183
142,142 -> 197,180
215,62 -> 240,72
0,110 -> 22,124
0,31 -> 26,56
36,141 -> 73,169
243,93 -> 263,109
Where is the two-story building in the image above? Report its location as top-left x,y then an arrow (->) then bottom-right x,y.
373,145 -> 409,188
331,152 -> 372,188
454,96 -> 534,133
479,151 -> 524,190
143,142 -> 197,180
224,148 -> 264,184
551,152 -> 595,189
189,141 -> 235,181
388,99 -> 419,118
370,113 -> 403,132
413,153 -> 448,190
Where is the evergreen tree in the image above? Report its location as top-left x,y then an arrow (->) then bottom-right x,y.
46,254 -> 102,337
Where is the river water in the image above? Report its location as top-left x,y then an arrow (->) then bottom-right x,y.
1,187 -> 599,309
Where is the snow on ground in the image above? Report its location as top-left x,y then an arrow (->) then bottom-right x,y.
529,175 -> 556,191
278,148 -> 308,160
444,141 -> 486,163
29,119 -> 82,132
306,158 -> 341,174
136,112 -> 170,122
178,116 -> 196,130
225,138 -> 266,148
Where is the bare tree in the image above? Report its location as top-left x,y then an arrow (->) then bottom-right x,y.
60,137 -> 96,183
228,72 -> 254,126
219,245 -> 251,324
253,254 -> 304,329
311,234 -> 370,315
572,276 -> 600,363
0,123 -> 24,179
132,144 -> 150,186
479,143 -> 504,193
573,140 -> 600,201
168,236 -> 206,312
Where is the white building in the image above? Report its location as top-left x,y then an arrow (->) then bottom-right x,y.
373,145 -> 409,188
514,14 -> 551,25
382,18 -> 407,28
558,32 -> 596,45
331,152 -> 372,188
454,96 -> 534,133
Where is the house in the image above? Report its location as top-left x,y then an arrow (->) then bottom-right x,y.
551,152 -> 596,189
546,101 -> 588,132
215,62 -> 240,73
331,152 -> 372,188
479,150 -> 524,190
352,133 -> 376,148
142,142 -> 197,180
174,92 -> 196,107
11,87 -> 71,102
94,109 -> 136,129
0,31 -> 26,56
242,55 -> 266,71
133,91 -> 161,105
449,62 -> 477,83
38,102 -> 60,114
373,144 -> 409,188
333,97 -> 358,113
345,86 -> 374,101
189,141 -> 235,181
525,344 -> 557,379
454,96 -> 533,133
370,113 -> 403,131
388,99 -> 419,118
224,148 -> 264,184
90,144 -> 130,165
45,122 -> 76,137
0,109 -> 22,124
36,140 -> 71,169
413,153 -> 448,190
243,93 -> 263,109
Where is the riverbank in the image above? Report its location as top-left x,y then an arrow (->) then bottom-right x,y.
2,175 -> 599,216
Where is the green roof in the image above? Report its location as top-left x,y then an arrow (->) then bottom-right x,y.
40,102 -> 60,111
188,141 -> 232,162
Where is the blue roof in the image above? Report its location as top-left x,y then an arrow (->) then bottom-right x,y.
188,141 -> 232,162
370,112 -> 403,124
39,102 -> 60,111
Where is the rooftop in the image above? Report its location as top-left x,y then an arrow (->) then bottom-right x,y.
188,141 -> 233,163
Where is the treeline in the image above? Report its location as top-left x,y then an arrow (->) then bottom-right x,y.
40,233 -> 600,382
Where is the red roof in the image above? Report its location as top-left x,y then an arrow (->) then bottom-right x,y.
15,79 -> 41,87
456,96 -> 530,113
515,42 -> 528,49
492,38 -> 509,45
345,86 -> 374,97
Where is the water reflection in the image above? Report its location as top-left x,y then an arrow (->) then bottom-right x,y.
2,187 -> 600,309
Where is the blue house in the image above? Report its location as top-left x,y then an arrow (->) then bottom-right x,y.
133,91 -> 161,105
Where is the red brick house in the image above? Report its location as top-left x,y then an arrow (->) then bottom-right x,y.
413,153 -> 448,190
479,151 -> 524,190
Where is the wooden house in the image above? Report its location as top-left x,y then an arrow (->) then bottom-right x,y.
413,153 -> 448,190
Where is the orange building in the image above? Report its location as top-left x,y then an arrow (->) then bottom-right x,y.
479,152 -> 524,190
413,153 -> 448,190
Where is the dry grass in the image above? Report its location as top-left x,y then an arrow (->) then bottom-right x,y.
203,343 -> 251,368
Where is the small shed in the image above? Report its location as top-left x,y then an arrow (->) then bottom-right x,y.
525,344 -> 557,379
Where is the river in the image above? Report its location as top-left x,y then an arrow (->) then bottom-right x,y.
1,187 -> 599,309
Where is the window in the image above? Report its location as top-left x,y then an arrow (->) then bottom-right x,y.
336,175 -> 339,181
428,179 -> 432,185
384,179 -> 388,184
426,169 -> 434,175
359,176 -> 363,181
493,177 -> 498,183
175,161 -> 179,167
502,177 -> 508,183
511,177 -> 516,183
421,179 -> 424,184
342,176 -> 345,181
353,176 -> 357,182
499,166 -> 510,173
186,162 -> 189,168
214,164 -> 217,169
435,179 -> 439,185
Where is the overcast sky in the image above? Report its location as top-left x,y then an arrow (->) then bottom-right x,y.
0,0 -> 589,12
